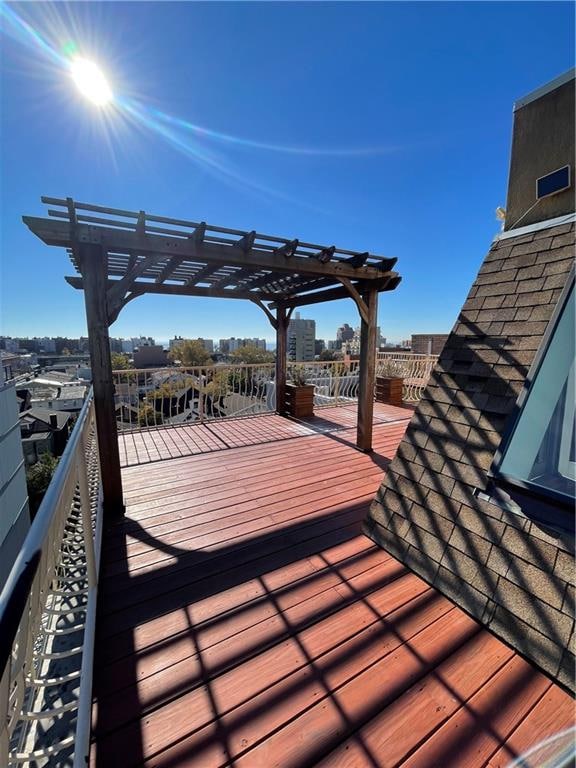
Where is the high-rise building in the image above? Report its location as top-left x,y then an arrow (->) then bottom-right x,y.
411,334 -> 449,355
38,337 -> 57,353
4,338 -> 20,353
314,339 -> 325,356
169,336 -> 186,351
131,336 -> 155,350
287,312 -> 315,361
336,323 -> 354,343
197,338 -> 214,353
342,325 -> 384,355
219,337 -> 266,354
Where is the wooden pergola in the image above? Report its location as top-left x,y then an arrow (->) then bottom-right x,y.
24,197 -> 402,516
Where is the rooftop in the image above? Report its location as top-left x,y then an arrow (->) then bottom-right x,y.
20,407 -> 71,430
88,405 -> 573,766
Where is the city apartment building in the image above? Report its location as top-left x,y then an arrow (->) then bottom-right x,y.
169,337 -> 214,353
219,337 -> 266,353
287,312 -> 315,361
336,323 -> 354,343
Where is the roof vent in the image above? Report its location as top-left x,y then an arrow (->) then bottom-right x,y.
49,413 -> 58,428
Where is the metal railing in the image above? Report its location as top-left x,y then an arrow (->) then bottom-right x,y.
376,352 -> 438,402
287,360 -> 361,406
0,391 -> 102,767
113,364 -> 277,431
112,354 -> 438,433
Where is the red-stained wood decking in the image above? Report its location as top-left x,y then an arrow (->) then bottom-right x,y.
118,402 -> 413,467
90,410 -> 574,768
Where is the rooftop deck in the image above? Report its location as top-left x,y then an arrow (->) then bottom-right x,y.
91,405 -> 574,767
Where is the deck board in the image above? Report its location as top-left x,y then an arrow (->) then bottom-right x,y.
118,402 -> 412,467
91,407 -> 574,767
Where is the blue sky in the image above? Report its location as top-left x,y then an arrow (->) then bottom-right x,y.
1,1 -> 574,344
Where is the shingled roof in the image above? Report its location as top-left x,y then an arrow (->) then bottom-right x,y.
365,218 -> 575,690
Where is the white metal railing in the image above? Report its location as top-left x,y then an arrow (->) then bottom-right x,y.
0,391 -> 102,767
112,355 -> 438,433
376,352 -> 438,402
287,360 -> 361,406
112,360 -> 367,433
113,364 -> 277,431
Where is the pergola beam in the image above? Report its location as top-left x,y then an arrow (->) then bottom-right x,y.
65,276 -> 281,305
336,277 -> 370,324
155,222 -> 207,284
185,262 -> 220,286
270,275 -> 399,309
23,218 -> 390,282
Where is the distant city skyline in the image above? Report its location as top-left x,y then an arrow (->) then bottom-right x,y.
1,323 -> 432,349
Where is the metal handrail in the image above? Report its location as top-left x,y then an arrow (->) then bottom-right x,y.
376,352 -> 438,402
112,355 -> 439,439
0,389 -> 102,767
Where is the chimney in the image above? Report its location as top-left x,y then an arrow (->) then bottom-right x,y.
49,413 -> 58,429
504,69 -> 575,231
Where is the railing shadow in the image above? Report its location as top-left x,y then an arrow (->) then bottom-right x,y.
369,307 -> 575,694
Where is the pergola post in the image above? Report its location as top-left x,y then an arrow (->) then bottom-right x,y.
79,243 -> 125,518
356,287 -> 378,452
276,305 -> 288,415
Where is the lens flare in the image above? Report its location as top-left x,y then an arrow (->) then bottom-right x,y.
70,57 -> 112,106
0,2 -> 396,212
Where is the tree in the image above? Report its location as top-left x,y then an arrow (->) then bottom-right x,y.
138,403 -> 163,427
169,340 -> 212,367
26,452 -> 59,517
230,344 -> 274,364
319,349 -> 337,361
61,347 -> 71,356
202,369 -> 230,398
111,352 -> 131,370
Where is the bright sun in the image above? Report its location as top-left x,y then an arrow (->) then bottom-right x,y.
70,57 -> 113,106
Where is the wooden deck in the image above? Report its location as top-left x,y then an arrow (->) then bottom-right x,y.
117,403 -> 413,467
91,408 -> 574,767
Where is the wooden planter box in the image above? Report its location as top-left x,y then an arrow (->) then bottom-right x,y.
375,376 -> 404,407
285,383 -> 315,417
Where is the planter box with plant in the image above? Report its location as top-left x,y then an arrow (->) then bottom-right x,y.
375,359 -> 404,407
285,366 -> 315,417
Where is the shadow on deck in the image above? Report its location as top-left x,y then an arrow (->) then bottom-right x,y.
117,402 -> 412,468
91,411 -> 574,767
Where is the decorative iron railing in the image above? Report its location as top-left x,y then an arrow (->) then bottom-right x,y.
112,360 -> 367,432
376,352 -> 438,402
287,360 -> 361,406
112,354 -> 438,433
0,391 -> 102,767
112,364 -> 277,431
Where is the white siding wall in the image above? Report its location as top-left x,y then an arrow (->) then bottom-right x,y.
0,370 -> 29,586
